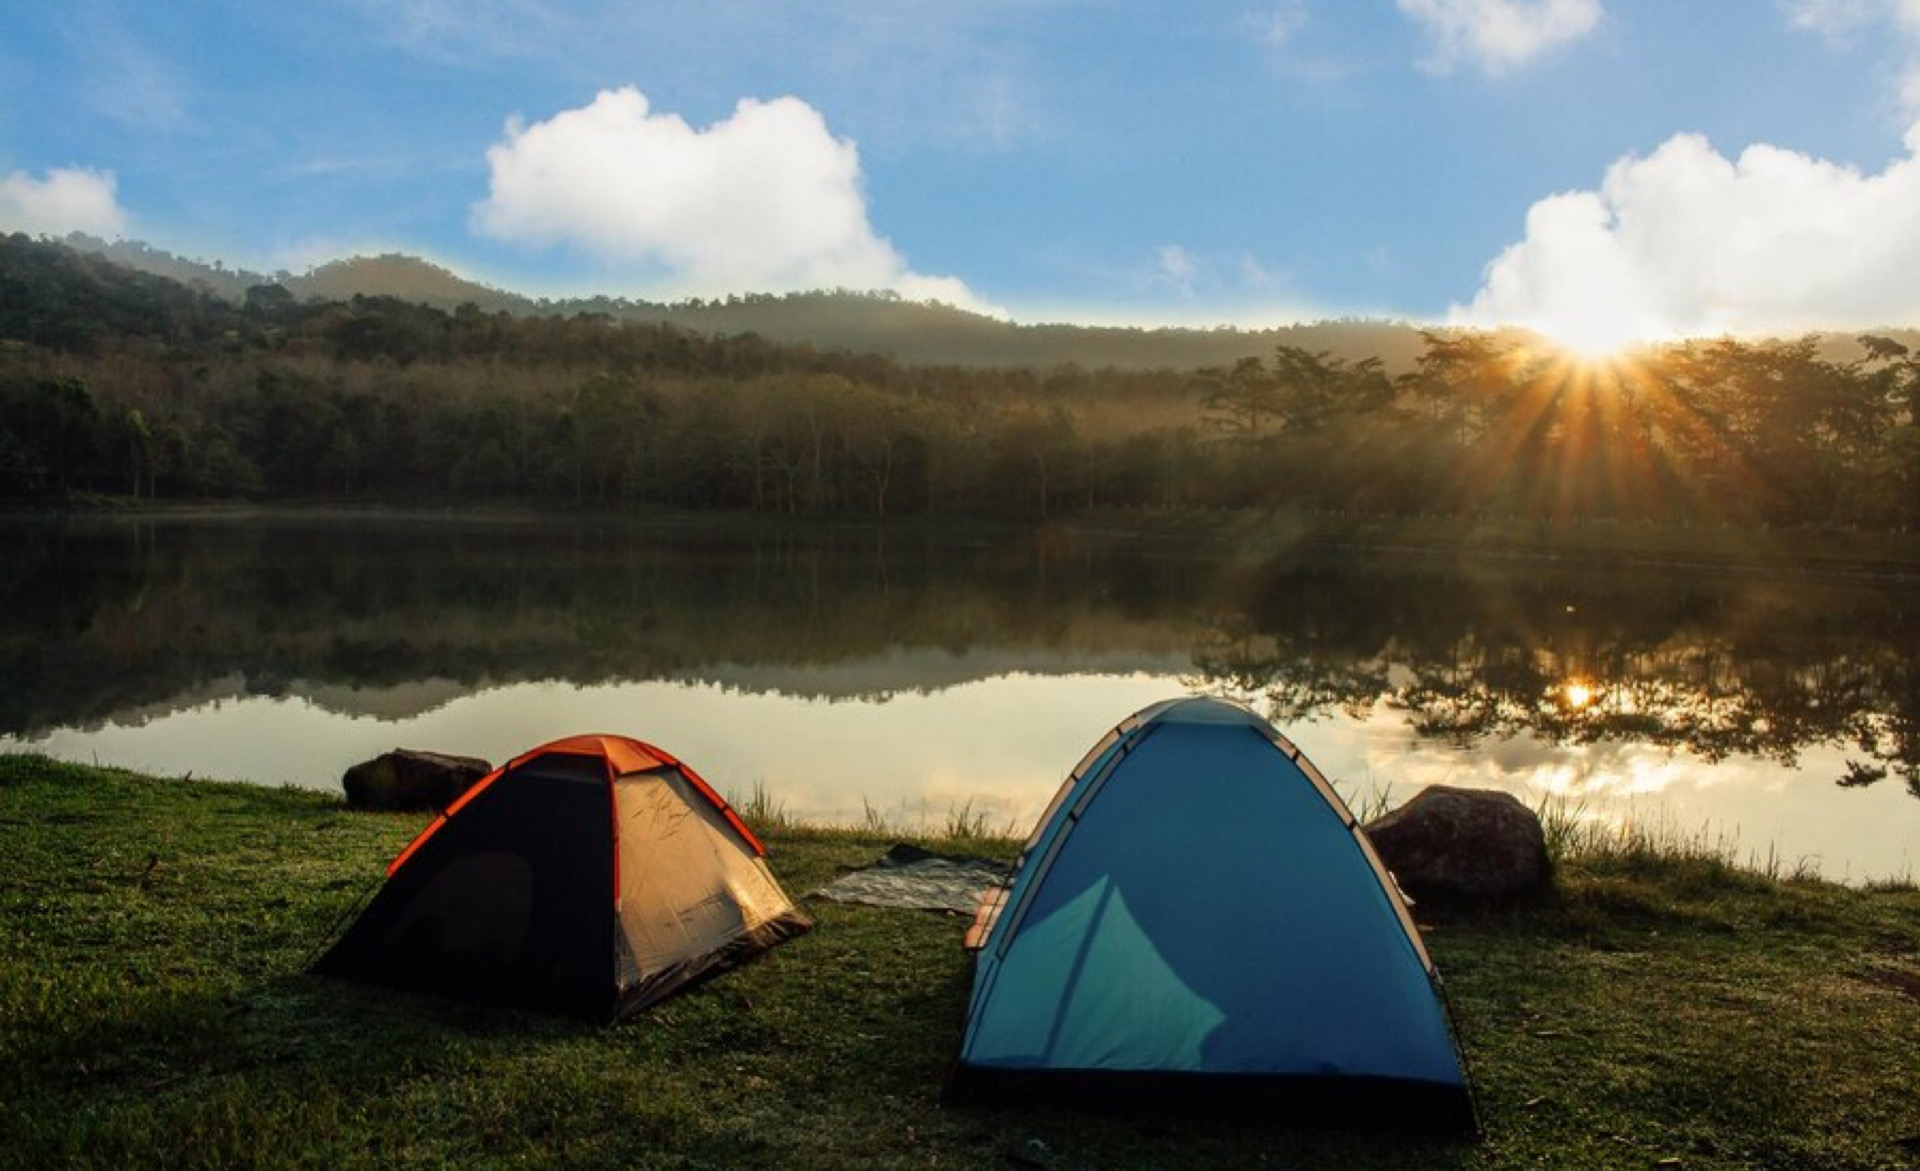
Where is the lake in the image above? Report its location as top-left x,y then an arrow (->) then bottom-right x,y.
2,513 -> 1914,882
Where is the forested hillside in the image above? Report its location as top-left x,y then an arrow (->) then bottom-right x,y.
3,232 -> 1916,530
55,233 -> 1436,370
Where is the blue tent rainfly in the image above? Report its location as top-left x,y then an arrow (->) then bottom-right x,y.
951,696 -> 1476,1132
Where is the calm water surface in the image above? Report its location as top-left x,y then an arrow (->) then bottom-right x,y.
3,515 -> 1914,881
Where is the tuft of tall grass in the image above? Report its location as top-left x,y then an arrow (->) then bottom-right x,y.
935,798 -> 1018,843
1535,792 -> 1598,862
729,780 -> 793,835
742,791 -> 1023,846
1535,793 -> 1836,885
1333,775 -> 1398,823
1861,873 -> 1918,893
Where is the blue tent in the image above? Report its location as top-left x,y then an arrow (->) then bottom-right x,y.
953,697 -> 1474,1130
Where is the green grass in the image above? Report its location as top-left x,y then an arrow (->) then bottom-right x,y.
3,755 -> 1916,1170
730,785 -> 1022,846
1530,794 -> 1916,888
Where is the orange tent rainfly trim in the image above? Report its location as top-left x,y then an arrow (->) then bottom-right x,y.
387,813 -> 448,877
609,738 -> 763,852
608,770 -> 623,907
383,733 -> 766,878
677,760 -> 765,855
385,760 -> 509,876
443,765 -> 506,818
537,734 -> 668,777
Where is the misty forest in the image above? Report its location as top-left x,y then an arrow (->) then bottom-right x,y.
2,233 -> 1917,530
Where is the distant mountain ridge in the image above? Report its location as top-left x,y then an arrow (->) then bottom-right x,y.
52,233 -> 1435,370
58,235 -> 531,311
292,254 -> 524,311
48,233 -> 1920,371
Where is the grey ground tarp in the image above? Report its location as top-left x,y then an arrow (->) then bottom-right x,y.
812,844 -> 1010,913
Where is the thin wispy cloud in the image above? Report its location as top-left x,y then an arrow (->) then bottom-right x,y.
343,0 -> 570,64
1134,244 -> 1285,306
65,6 -> 194,133
1152,245 -> 1202,298
1458,124 -> 1920,345
778,0 -> 1054,153
471,87 -> 997,312
955,72 -> 1043,153
1783,0 -> 1900,35
1248,0 -> 1311,49
338,0 -> 1050,153
1240,2 -> 1368,83
1237,253 -> 1278,290
1397,0 -> 1604,75
0,167 -> 130,237
1783,0 -> 1920,114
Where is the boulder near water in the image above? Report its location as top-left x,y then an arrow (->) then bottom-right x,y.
342,749 -> 491,811
1363,785 -> 1549,900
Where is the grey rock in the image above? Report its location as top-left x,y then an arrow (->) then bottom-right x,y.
1364,784 -> 1549,899
342,748 -> 490,811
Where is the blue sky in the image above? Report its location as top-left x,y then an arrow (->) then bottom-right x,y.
3,1 -> 1919,346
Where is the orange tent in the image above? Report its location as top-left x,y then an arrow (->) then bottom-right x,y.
314,734 -> 811,1020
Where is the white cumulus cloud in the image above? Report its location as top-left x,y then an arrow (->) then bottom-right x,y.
1397,0 -> 1603,74
471,86 -> 995,313
0,167 -> 130,237
1457,125 -> 1920,347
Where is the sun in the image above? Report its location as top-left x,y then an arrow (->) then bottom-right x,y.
1520,298 -> 1672,361
1545,317 -> 1646,360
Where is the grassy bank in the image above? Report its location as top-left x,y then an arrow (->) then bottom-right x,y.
2,756 -> 1915,1170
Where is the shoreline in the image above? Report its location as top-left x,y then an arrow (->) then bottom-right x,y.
6,746 -> 1912,890
2,756 -> 1915,1170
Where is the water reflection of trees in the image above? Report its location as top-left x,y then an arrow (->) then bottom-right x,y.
0,517 -> 1196,736
1189,562 -> 1917,798
2,517 -> 1913,798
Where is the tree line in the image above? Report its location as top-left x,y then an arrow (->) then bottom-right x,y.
1,233 -> 1915,528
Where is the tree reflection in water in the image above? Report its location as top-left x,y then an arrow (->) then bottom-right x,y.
2,515 -> 1914,800
1188,559 -> 1916,799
